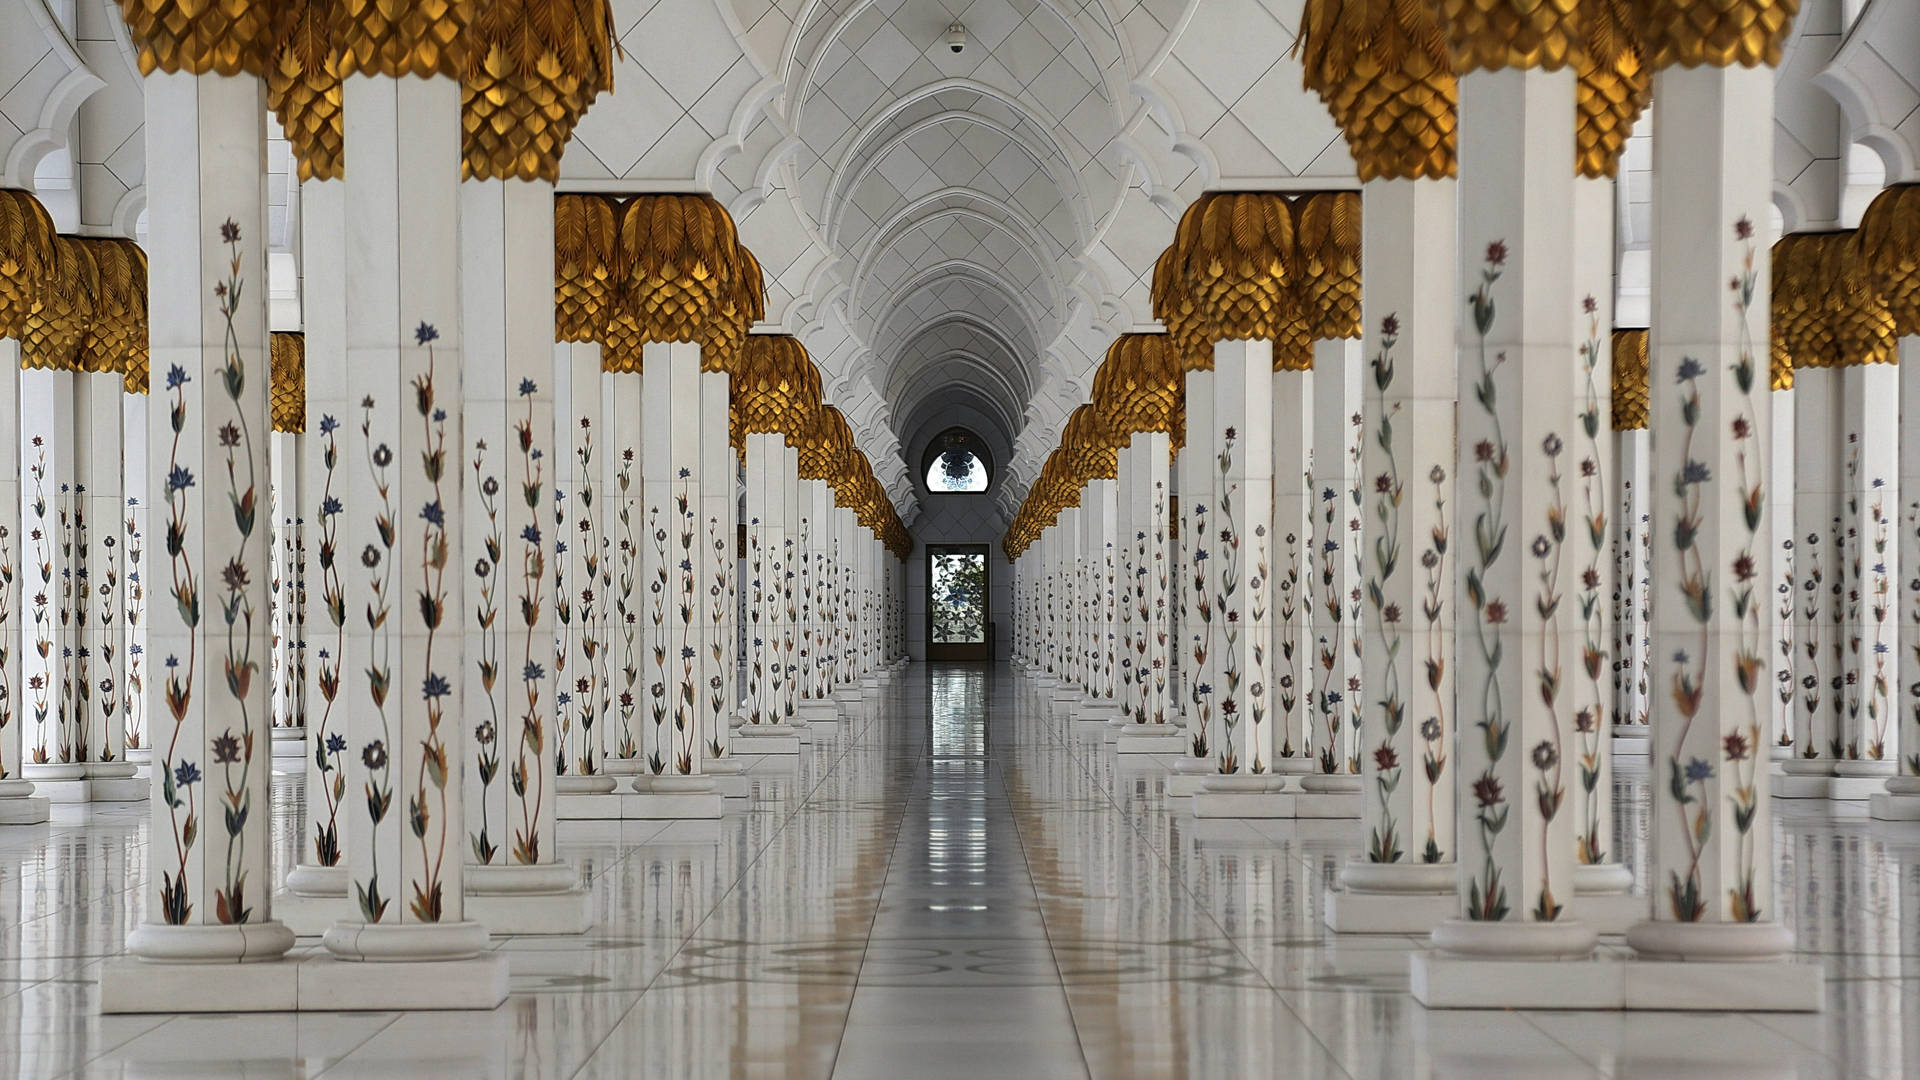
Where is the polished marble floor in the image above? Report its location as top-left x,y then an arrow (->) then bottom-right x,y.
1,664 -> 1918,1077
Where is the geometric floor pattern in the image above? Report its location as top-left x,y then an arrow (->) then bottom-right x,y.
2,664 -> 1916,1077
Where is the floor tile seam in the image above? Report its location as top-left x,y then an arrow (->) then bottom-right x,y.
1020,689 -> 1360,1079
53,1011 -> 176,1080
290,1013 -> 410,1080
825,731 -> 921,1078
992,732 -> 1100,1080
567,706 -> 891,1080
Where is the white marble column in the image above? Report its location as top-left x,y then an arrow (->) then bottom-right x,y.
1571,178 -> 1632,918
287,179 -> 348,899
1307,338 -> 1362,787
1328,177 -> 1458,931
123,395 -> 150,767
1083,477 -> 1118,715
634,340 -> 717,807
778,444 -> 805,722
19,369 -> 78,780
1785,363 -> 1840,789
1271,369 -> 1313,770
799,477 -> 836,716
78,369 -> 131,782
0,338 -> 49,822
1836,362 -> 1898,786
325,73 -> 481,961
604,364 -> 644,765
125,68 -> 295,965
743,433 -> 781,725
458,177 -> 582,930
1612,387 -> 1653,740
1118,430 -> 1175,745
1433,66 -> 1588,960
1113,444 -> 1137,719
1768,375 -> 1795,760
555,344 -> 611,784
1174,367 -> 1216,775
1201,339 -> 1275,785
698,369 -> 740,774
1627,60 -> 1795,967
1884,335 -> 1920,816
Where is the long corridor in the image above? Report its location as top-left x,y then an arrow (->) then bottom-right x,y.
2,664 -> 1917,1077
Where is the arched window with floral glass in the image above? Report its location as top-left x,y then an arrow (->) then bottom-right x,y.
921,428 -> 992,493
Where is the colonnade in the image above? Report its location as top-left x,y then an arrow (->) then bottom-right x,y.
1007,0 -> 1856,1012
0,0 -> 906,1012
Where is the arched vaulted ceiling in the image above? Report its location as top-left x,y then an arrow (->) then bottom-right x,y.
10,0 -> 1914,518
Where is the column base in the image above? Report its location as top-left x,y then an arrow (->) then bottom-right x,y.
285,863 -> 349,898
297,953 -> 509,1010
1166,756 -> 1214,797
125,920 -> 298,964
272,891 -> 353,936
28,771 -> 146,803
101,949 -> 513,1013
832,688 -> 864,706
626,775 -> 723,820
1573,862 -> 1642,934
323,919 -> 490,962
0,780 -> 51,824
1115,725 -> 1186,753
1411,950 -> 1820,1011
1191,775 -> 1291,818
1774,758 -> 1834,798
1298,773 -> 1362,794
1869,775 -> 1920,820
730,726 -> 802,755
861,677 -> 882,690
1323,862 -> 1456,934
271,726 -> 307,760
796,702 -> 839,725
556,774 -> 620,795
1611,725 -> 1651,755
464,863 -> 592,935
706,755 -> 747,775
1831,759 -> 1897,800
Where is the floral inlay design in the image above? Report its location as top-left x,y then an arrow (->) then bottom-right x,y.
1575,297 -> 1611,866
509,380 -> 547,864
405,322 -> 454,923
614,446 -> 640,756
1463,241 -> 1513,923
1366,316 -> 1407,863
1669,219 -> 1768,923
310,413 -> 347,868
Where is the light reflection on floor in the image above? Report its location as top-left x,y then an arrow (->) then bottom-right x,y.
0,662 -> 1915,1078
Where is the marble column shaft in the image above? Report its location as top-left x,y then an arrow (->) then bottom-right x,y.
1447,66 -> 1582,932
638,340 -> 707,777
291,178 -> 348,893
1356,177 -> 1457,867
1631,61 -> 1784,950
329,72 -> 477,955
132,68 -> 292,961
1178,367 -> 1216,756
458,177 -> 561,870
1209,339 -> 1275,774
1309,339 -> 1362,777
1130,431 -> 1171,726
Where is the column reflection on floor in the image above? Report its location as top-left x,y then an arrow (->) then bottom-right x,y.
1,662 -> 1916,1076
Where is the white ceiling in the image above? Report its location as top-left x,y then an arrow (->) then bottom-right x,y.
7,0 -> 1917,518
